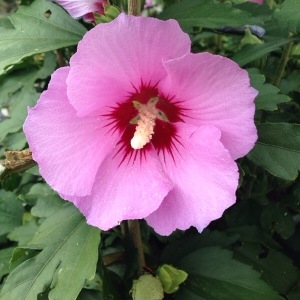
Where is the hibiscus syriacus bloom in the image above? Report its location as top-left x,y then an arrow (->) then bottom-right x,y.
24,14 -> 257,235
50,0 -> 107,21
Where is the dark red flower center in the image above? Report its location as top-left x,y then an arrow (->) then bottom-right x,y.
105,85 -> 185,163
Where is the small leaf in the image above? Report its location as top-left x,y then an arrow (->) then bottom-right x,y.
158,0 -> 252,32
0,247 -> 15,280
0,0 -> 86,74
8,220 -> 40,246
0,190 -> 24,236
273,0 -> 300,34
175,247 -> 281,300
233,38 -> 294,66
260,203 -> 295,239
248,123 -> 300,180
0,203 -> 101,300
248,68 -> 290,111
157,264 -> 188,294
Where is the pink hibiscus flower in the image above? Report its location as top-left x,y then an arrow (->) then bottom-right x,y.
50,0 -> 107,22
23,14 -> 257,235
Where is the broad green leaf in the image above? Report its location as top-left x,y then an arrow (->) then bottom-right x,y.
248,69 -> 290,111
273,0 -> 300,34
160,230 -> 239,264
248,123 -> 300,180
0,0 -> 86,74
0,247 -> 15,280
0,203 -> 101,300
0,190 -> 24,236
175,247 -> 281,300
158,0 -> 252,31
232,242 -> 300,294
233,38 -> 294,66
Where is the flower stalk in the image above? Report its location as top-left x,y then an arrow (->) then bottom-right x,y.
273,40 -> 293,87
128,0 -> 141,16
128,220 -> 146,274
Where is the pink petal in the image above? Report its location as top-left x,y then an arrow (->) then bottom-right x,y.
23,67 -> 119,197
146,123 -> 239,236
51,0 -> 105,19
159,53 -> 257,160
64,147 -> 173,231
67,13 -> 191,117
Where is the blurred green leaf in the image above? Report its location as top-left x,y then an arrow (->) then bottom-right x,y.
0,0 -> 86,74
261,203 -> 295,239
0,203 -> 101,300
8,220 -> 39,246
273,0 -> 300,34
0,190 -> 24,236
0,247 -> 15,280
248,68 -> 290,111
248,123 -> 300,180
160,230 -> 238,265
175,246 -> 281,300
233,38 -> 294,66
158,0 -> 252,31
232,242 -> 300,295
0,52 -> 56,144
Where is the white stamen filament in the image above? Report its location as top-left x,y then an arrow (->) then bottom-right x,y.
130,100 -> 158,150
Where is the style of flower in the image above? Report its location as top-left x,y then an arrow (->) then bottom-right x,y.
50,0 -> 107,21
24,14 -> 257,236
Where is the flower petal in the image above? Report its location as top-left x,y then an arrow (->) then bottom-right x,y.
159,53 -> 257,159
146,123 -> 239,235
64,147 -> 173,231
67,13 -> 191,117
23,67 -> 119,196
51,0 -> 105,19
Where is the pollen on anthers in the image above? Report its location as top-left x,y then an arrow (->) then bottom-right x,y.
130,97 -> 168,150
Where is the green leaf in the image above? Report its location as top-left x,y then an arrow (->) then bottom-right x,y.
157,264 -> 188,294
160,230 -> 239,265
273,0 -> 300,34
158,0 -> 251,32
8,220 -> 40,246
0,52 -> 56,142
0,190 -> 24,236
175,247 -> 281,300
0,0 -> 86,74
0,203 -> 101,300
233,38 -> 294,66
248,123 -> 300,180
0,247 -> 15,280
248,68 -> 290,111
260,203 -> 295,239
232,242 -> 300,295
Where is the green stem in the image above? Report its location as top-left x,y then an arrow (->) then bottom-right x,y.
272,41 -> 293,87
128,0 -> 141,16
128,220 -> 145,274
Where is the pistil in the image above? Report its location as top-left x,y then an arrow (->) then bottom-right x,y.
130,97 -> 159,150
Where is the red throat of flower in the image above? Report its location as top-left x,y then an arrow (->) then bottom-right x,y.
105,85 -> 184,163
